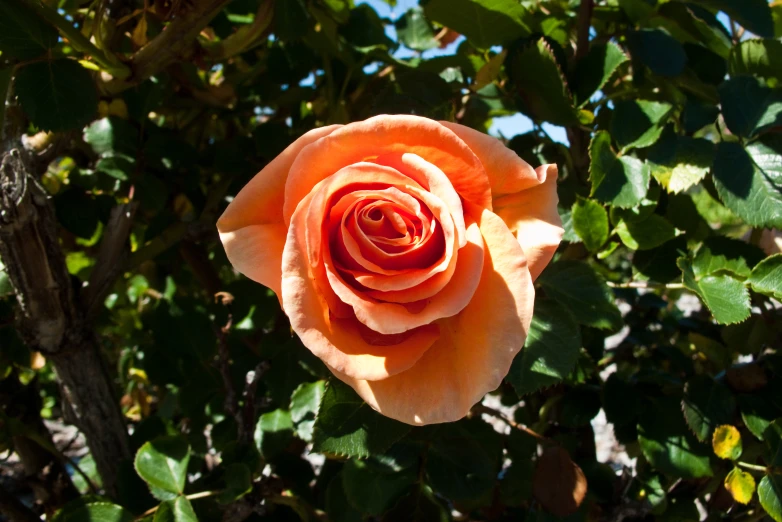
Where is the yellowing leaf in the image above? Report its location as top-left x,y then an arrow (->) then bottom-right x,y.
725,467 -> 756,505
132,15 -> 149,47
474,49 -> 507,90
713,425 -> 743,460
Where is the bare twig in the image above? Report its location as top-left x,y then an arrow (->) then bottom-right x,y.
574,0 -> 594,62
607,281 -> 685,290
473,404 -> 550,444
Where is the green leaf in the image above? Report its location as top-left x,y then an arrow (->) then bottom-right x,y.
0,0 -> 58,60
638,397 -> 713,479
538,260 -> 623,331
153,496 -> 198,522
729,38 -> 782,83
611,100 -> 673,151
589,131 -> 650,208
696,0 -> 774,38
719,76 -> 782,138
508,38 -> 578,125
693,237 -> 765,279
395,7 -> 438,51
628,28 -> 687,77
724,467 -> 755,505
712,138 -> 782,229
254,409 -> 293,459
342,459 -> 417,516
425,418 -> 503,503
571,42 -> 628,106
15,60 -> 98,132
739,393 -> 780,440
312,379 -> 410,458
656,2 -> 732,59
52,502 -> 134,522
96,155 -> 134,181
380,485 -> 450,522
682,375 -> 737,442
134,436 -> 191,496
217,463 -> 252,504
341,4 -> 394,50
84,117 -> 139,157
647,130 -> 713,194
290,380 -> 325,442
571,197 -> 608,252
765,419 -> 782,468
616,215 -> 678,251
506,298 -> 582,396
678,257 -> 751,325
423,0 -> 530,49
747,254 -> 782,301
759,475 -> 782,522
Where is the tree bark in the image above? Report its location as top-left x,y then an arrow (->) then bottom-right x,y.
0,149 -> 131,499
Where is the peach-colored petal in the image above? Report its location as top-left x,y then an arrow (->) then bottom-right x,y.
219,224 -> 287,297
283,115 -> 492,225
439,121 -> 541,197
282,191 -> 439,381
493,164 -> 563,281
373,152 -> 466,247
323,218 -> 484,335
217,125 -> 341,232
304,162 -> 426,269
331,206 -> 535,425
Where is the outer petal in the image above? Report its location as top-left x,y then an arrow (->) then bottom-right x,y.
219,224 -> 287,296
331,206 -> 535,425
439,121 -> 541,196
283,115 -> 493,224
282,191 -> 439,381
493,164 -> 563,281
217,124 -> 341,232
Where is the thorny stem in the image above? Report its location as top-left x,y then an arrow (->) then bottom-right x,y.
473,404 -> 550,444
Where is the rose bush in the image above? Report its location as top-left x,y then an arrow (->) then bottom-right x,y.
218,114 -> 563,425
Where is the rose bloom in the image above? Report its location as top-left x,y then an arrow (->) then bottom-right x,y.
217,115 -> 563,425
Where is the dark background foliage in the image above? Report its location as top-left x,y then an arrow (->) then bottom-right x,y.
0,0 -> 781,521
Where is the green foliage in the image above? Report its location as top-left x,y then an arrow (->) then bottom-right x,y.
2,0 -> 781,521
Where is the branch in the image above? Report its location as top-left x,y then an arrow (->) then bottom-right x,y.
21,0 -> 131,79
473,404 -> 550,444
607,281 -> 685,290
83,202 -> 139,319
0,147 -> 131,499
574,0 -> 594,62
136,490 -> 220,520
101,0 -> 233,94
203,0 -> 274,62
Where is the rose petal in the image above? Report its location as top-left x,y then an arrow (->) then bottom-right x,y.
439,121 -> 542,197
324,218 -> 484,335
493,164 -> 563,281
282,191 -> 439,381
330,206 -> 534,425
373,152 -> 466,247
284,115 -> 492,225
219,224 -> 287,298
217,125 -> 341,232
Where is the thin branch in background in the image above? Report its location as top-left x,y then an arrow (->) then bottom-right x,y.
574,0 -> 595,62
472,404 -> 550,445
607,281 -> 686,290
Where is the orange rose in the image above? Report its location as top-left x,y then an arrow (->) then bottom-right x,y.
217,115 -> 563,425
